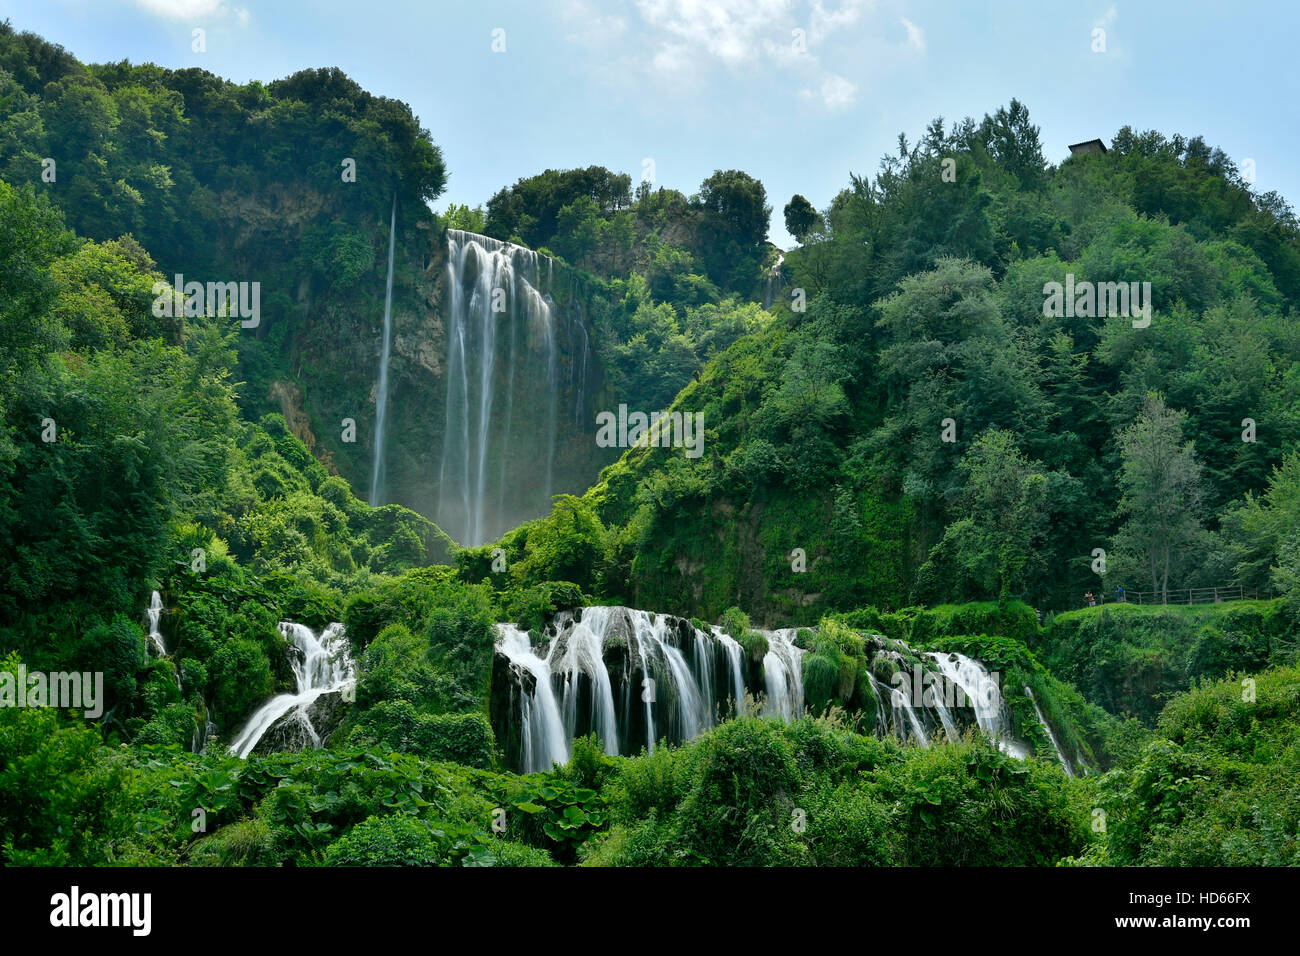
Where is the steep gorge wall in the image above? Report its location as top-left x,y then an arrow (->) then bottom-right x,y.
268,211 -> 612,545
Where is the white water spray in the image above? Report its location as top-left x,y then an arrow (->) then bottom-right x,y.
495,607 -> 805,773
437,230 -> 589,546
1024,685 -> 1074,777
369,194 -> 398,506
228,622 -> 355,759
145,591 -> 165,656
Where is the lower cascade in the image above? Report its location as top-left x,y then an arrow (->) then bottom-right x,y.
493,606 -> 1063,774
492,606 -> 801,773
228,622 -> 356,759
1025,684 -> 1074,777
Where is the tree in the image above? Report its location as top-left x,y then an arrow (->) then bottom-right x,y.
915,429 -> 1048,601
783,194 -> 818,242
442,203 -> 486,233
1114,394 -> 1206,601
554,195 -> 601,266
1225,451 -> 1300,604
975,98 -> 1047,189
694,169 -> 770,289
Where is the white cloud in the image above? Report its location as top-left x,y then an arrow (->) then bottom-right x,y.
809,0 -> 870,44
562,0 -> 875,110
1096,5 -> 1118,28
899,17 -> 924,52
803,72 -> 856,110
131,0 -> 248,23
561,0 -> 629,47
635,0 -> 795,68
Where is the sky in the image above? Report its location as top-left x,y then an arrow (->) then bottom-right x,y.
2,0 -> 1298,249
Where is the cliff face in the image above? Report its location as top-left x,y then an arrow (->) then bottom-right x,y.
262,210 -> 609,546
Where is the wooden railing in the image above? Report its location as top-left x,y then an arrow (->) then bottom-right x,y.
1082,585 -> 1260,608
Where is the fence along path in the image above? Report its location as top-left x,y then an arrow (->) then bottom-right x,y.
1088,585 -> 1261,607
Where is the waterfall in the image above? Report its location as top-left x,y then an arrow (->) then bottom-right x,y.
555,608 -> 620,754
493,607 -> 1083,774
757,627 -> 804,722
144,591 -> 182,691
191,704 -> 217,754
924,679 -> 961,743
493,606 -> 805,773
145,591 -> 165,656
228,622 -> 355,759
925,650 -> 1030,759
369,194 -> 398,507
763,252 -> 785,309
890,685 -> 930,745
1024,685 -> 1074,777
437,230 -> 590,547
496,624 -> 570,772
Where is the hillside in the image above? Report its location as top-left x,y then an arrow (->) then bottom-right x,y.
486,104 -> 1300,626
1,15 -> 1299,882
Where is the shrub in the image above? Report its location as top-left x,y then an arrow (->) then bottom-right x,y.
135,703 -> 197,748
477,840 -> 557,867
80,614 -> 146,704
189,818 -> 279,866
324,813 -> 451,866
414,712 -> 494,768
210,638 -> 274,730
0,668 -> 131,865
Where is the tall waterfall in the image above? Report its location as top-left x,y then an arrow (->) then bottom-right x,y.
757,627 -> 805,722
437,230 -> 590,547
493,607 -> 804,773
228,622 -> 355,759
369,194 -> 398,507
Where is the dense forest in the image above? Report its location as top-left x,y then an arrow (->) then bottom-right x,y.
2,19 -> 1299,869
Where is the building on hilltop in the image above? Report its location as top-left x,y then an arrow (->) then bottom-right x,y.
1068,138 -> 1108,156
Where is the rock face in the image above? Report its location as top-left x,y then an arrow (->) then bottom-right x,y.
277,220 -> 611,544
250,691 -> 350,757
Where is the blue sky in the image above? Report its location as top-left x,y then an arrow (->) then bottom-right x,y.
3,0 -> 1298,248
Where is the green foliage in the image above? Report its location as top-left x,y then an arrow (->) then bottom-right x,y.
909,601 -> 1041,646
424,584 -> 496,713
0,656 -> 132,865
579,103 -> 1300,623
1041,600 -> 1290,724
783,194 -> 820,243
1093,665 -> 1300,865
323,813 -> 452,866
508,774 -> 608,864
349,702 -> 493,768
874,738 -> 1088,865
587,714 -> 1088,866
188,818 -> 279,866
210,638 -> 275,730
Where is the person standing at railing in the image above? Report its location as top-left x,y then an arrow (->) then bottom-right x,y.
1117,585 -> 1125,603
